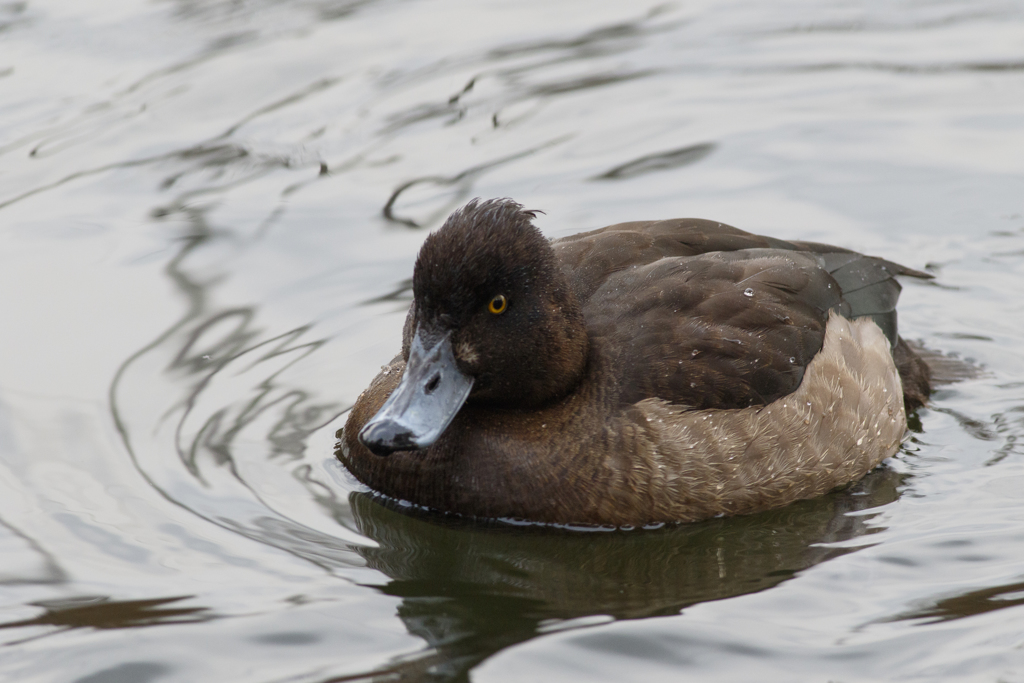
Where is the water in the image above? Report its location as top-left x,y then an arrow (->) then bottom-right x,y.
1,1 -> 1023,681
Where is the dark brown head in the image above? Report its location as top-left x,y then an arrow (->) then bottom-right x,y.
359,198 -> 588,455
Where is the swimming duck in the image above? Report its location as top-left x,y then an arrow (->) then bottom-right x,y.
338,198 -> 931,527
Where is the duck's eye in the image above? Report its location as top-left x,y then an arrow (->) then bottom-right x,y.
488,294 -> 508,315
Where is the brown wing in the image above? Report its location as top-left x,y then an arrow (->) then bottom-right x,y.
584,251 -> 836,408
555,219 -> 931,409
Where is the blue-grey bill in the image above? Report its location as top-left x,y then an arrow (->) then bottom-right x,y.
358,330 -> 474,456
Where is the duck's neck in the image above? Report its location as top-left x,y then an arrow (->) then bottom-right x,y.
530,276 -> 590,406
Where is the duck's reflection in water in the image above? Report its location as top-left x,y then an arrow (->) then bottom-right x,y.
347,466 -> 904,682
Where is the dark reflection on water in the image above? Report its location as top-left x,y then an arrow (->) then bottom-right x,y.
166,0 -> 379,25
382,138 -> 568,229
592,142 -> 716,181
0,596 -> 210,645
0,517 -> 66,586
344,467 -> 904,681
755,60 -> 1024,74
487,5 -> 676,60
895,579 -> 1024,625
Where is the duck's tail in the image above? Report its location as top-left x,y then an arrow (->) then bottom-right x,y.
893,337 -> 932,411
789,244 -> 934,410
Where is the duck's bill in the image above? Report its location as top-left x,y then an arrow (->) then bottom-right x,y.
358,330 -> 474,456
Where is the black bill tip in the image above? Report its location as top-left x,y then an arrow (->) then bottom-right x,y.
358,420 -> 418,457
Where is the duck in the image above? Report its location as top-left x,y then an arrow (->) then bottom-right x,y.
338,198 -> 932,527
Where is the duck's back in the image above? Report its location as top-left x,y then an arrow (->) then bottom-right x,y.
552,219 -> 931,410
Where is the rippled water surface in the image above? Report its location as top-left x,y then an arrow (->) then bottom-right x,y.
2,1 -> 1024,681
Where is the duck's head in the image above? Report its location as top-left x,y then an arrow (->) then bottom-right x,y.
358,198 -> 589,456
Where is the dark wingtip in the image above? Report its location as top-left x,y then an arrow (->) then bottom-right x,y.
887,261 -> 934,280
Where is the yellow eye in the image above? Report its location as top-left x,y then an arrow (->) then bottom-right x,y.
488,294 -> 508,314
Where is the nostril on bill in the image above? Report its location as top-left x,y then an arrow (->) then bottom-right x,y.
424,373 -> 441,394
